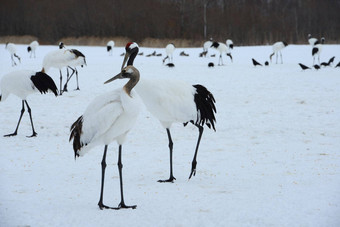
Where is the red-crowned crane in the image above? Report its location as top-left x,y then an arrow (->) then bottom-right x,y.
308,34 -> 318,46
211,41 -> 232,65
0,70 -> 58,137
27,41 -> 39,58
312,37 -> 325,65
58,42 -> 86,92
162,43 -> 175,64
69,65 -> 141,210
42,48 -> 86,95
269,41 -> 288,64
107,40 -> 115,56
5,43 -> 21,67
122,42 -> 216,183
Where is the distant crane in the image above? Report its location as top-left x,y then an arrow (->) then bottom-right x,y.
69,65 -> 141,210
107,40 -> 115,56
5,43 -> 21,66
122,42 -> 216,182
210,42 -> 232,65
162,43 -> 175,64
0,70 -> 58,137
269,41 -> 288,64
312,37 -> 325,65
42,48 -> 86,95
27,41 -> 39,58
58,42 -> 86,92
308,34 -> 318,46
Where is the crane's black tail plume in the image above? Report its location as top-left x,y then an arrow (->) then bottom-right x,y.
191,84 -> 216,131
31,72 -> 58,96
69,116 -> 84,159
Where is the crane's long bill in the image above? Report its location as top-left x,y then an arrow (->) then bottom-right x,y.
104,72 -> 122,84
121,52 -> 130,70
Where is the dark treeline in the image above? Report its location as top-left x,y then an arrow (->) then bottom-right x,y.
1,0 -> 339,45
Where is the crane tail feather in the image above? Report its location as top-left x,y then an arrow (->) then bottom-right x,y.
70,116 -> 84,159
192,84 -> 216,131
31,72 -> 58,96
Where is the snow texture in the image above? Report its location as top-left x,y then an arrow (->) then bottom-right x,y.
1,43 -> 340,227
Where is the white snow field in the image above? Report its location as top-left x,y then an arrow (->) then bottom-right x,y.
0,43 -> 339,227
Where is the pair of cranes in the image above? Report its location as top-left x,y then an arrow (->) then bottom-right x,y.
1,42 -> 217,210
69,42 -> 216,209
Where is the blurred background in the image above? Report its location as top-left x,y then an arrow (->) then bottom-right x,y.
1,0 -> 339,47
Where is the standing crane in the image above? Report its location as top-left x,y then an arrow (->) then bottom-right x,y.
58,42 -> 86,92
269,41 -> 288,64
69,65 -> 142,210
42,48 -> 86,95
210,42 -> 232,65
122,42 -> 216,182
27,41 -> 39,58
107,40 -> 115,56
162,43 -> 175,64
5,43 -> 21,67
0,70 -> 58,137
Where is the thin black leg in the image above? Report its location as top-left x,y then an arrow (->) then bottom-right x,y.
25,101 -> 37,137
59,70 -> 63,95
75,69 -> 80,90
63,67 -> 76,92
4,100 -> 25,137
189,125 -> 204,180
113,145 -> 136,210
158,128 -> 176,183
98,145 -> 110,210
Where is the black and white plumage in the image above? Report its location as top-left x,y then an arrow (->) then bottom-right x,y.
58,42 -> 87,92
308,34 -> 318,46
269,41 -> 288,64
335,62 -> 340,68
298,63 -> 311,71
201,38 -> 213,57
252,58 -> 262,67
106,40 -> 115,56
313,65 -> 320,70
5,43 -> 21,67
122,42 -> 216,182
211,42 -> 232,65
226,39 -> 233,49
312,37 -> 325,65
162,43 -> 175,64
42,48 -> 86,95
27,41 -> 39,58
0,70 -> 58,137
69,65 -> 141,210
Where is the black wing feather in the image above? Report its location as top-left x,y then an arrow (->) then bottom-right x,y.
191,84 -> 216,131
31,72 -> 58,96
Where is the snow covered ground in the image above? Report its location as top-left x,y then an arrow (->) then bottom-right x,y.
0,43 -> 339,227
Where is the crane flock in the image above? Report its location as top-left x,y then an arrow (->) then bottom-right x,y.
1,35 -> 339,210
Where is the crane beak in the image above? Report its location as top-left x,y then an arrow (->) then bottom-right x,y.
121,52 -> 131,70
104,72 -> 122,84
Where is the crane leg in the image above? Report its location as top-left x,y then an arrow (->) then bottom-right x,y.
113,145 -> 136,210
59,70 -> 63,95
75,70 -> 80,90
63,67 -> 76,92
4,100 -> 25,137
98,145 -> 110,210
189,125 -> 204,180
25,101 -> 37,137
158,128 -> 176,183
